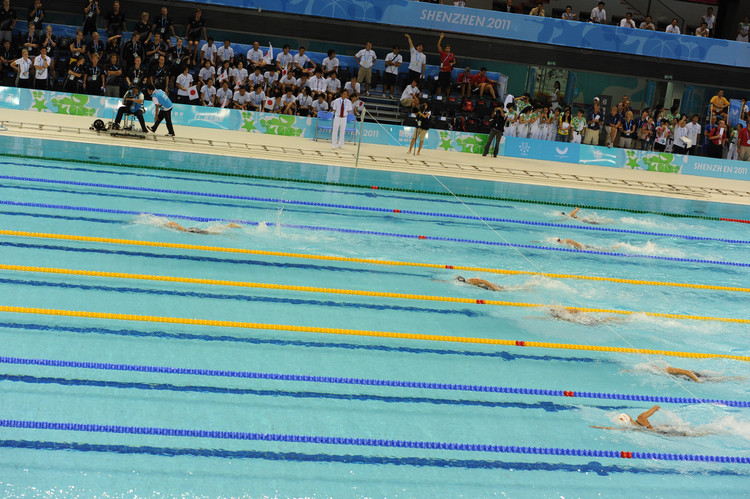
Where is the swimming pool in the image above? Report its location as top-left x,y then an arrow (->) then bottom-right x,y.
0,147 -> 748,497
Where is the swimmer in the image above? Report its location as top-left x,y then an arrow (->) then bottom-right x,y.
561,207 -> 580,219
555,237 -> 585,250
664,366 -> 744,383
591,405 -> 713,437
560,206 -> 606,225
456,275 -> 504,291
165,220 -> 242,234
546,306 -> 624,326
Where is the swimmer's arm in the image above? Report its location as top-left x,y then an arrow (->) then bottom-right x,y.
569,207 -> 579,218
469,278 -> 503,291
636,405 -> 659,427
589,425 -> 624,431
666,367 -> 701,383
166,221 -> 188,232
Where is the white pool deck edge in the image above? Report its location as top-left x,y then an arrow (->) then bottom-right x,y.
2,108 -> 750,208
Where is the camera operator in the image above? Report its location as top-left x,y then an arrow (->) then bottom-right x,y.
483,105 -> 505,157
408,102 -> 430,155
112,84 -> 148,133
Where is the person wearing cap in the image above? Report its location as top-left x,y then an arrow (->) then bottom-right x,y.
620,406 -> 659,429
112,84 -> 148,133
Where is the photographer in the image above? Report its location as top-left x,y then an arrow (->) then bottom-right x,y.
483,105 -> 505,158
408,102 -> 430,156
112,85 -> 148,133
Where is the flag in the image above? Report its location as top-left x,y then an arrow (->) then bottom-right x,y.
188,86 -> 199,100
263,43 -> 273,64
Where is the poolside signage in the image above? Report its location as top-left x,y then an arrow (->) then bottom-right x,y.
504,136 -> 580,164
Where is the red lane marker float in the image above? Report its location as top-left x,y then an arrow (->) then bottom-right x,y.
476,299 -> 486,304
418,235 -> 426,239
515,341 -> 526,346
371,186 -> 379,190
445,265 -> 454,269
563,391 -> 576,397
620,451 -> 633,459
393,209 -> 401,213
721,218 -> 750,224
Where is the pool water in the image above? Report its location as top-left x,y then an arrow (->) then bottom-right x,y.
0,153 -> 748,498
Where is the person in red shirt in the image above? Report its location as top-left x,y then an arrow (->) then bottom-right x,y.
707,119 -> 728,159
738,123 -> 750,162
473,67 -> 497,99
457,67 -> 472,98
436,32 -> 455,97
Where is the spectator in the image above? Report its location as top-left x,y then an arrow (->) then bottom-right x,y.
639,15 -> 655,30
653,119 -> 670,151
483,106 -> 505,157
702,115 -> 716,155
321,49 -> 339,77
311,92 -> 328,116
454,0 -> 465,6
308,68 -> 326,98
27,0 -> 44,31
216,79 -> 232,108
279,88 -> 297,115
126,55 -> 146,88
590,2 -> 606,24
153,6 -> 176,46
41,24 -> 56,60
701,7 -> 716,37
638,116 -> 654,150
104,52 -> 123,97
133,11 -> 152,44
86,30 -> 104,62
707,119 -> 727,158
550,80 -> 561,110
620,13 -> 635,28
355,41 -> 376,96
710,90 -> 729,121
383,45 -> 402,99
584,99 -> 603,144
246,41 -> 266,71
84,52 -> 105,94
145,32 -> 167,66
275,44 -> 294,75
727,124 -> 740,160
11,48 -> 31,87
263,88 -> 278,113
68,29 -> 86,67
738,121 -> 750,161
618,110 -> 635,148
457,67 -> 472,98
232,60 -> 249,89
105,1 -> 126,40
248,66 -> 263,89
168,37 -> 187,85
217,39 -> 235,66
695,22 -> 709,38
82,0 -> 100,40
685,114 -> 701,155
400,80 -> 420,110
233,85 -> 252,110
571,108 -> 586,143
247,83 -> 265,111
562,6 -> 576,21
296,73 -> 309,92
185,8 -> 206,67
297,87 -> 313,116
175,65 -> 193,104
325,72 -> 341,102
404,33 -> 425,84
473,67 -> 497,99
436,33 -> 455,97
263,66 -> 279,92
738,16 -> 750,43
0,0 -> 18,44
557,107 -> 572,142
529,2 -> 545,17
294,46 -> 314,76
32,44 -> 49,89
63,55 -> 85,93
22,23 -> 39,56
666,19 -> 680,34
343,75 -> 359,96
216,59 -> 231,85
200,37 -> 217,67
504,0 -> 516,14
408,102 -> 430,155
504,102 -> 517,137
517,105 -> 532,138
122,30 -> 144,69
0,39 -> 14,71
149,54 -> 169,91
279,68 -> 296,93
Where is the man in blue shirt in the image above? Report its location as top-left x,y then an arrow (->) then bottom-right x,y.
146,82 -> 175,136
112,84 -> 148,132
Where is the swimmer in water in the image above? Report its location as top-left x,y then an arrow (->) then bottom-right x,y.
546,306 -> 624,325
561,207 -> 580,219
591,405 -> 713,437
664,366 -> 744,383
165,220 -> 242,234
560,206 -> 605,225
555,237 -> 585,250
456,275 -> 504,291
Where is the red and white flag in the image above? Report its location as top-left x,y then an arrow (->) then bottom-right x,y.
263,43 -> 273,64
188,86 -> 199,100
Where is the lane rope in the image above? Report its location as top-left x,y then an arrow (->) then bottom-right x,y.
0,152 -> 735,222
2,202 -> 748,268
1,305 -> 749,361
0,418 -> 747,463
1,230 -> 747,293
1,263 -> 747,323
2,174 -> 747,244
2,355 -> 746,407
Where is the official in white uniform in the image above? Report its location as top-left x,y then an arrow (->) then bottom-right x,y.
331,89 -> 352,149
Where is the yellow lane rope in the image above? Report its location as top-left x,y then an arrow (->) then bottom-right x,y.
2,263 -> 748,324
1,230 -> 747,293
1,305 -> 748,362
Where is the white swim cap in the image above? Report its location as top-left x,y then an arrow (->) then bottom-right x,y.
618,413 -> 630,422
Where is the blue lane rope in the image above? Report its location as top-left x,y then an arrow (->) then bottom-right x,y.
2,200 -> 748,268
0,418 -> 747,463
2,174 -> 748,244
1,356 -> 746,408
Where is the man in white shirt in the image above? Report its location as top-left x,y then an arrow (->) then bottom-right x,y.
247,83 -> 265,111
233,86 -> 251,110
344,76 -> 360,96
590,2 -> 606,24
198,60 -> 215,86
331,88 -> 352,149
701,7 -> 715,36
216,39 -> 234,65
383,45 -> 402,99
200,37 -> 217,66
685,114 -> 701,155
312,93 -> 328,117
263,68 -> 279,91
619,12 -> 634,28
246,41 -> 267,70
216,80 -> 233,108
355,41 -> 376,96
249,67 -> 264,88
200,77 -> 216,106
321,49 -> 339,76
293,46 -> 314,76
404,33 -> 425,84
276,44 -> 294,74
32,45 -> 50,89
666,19 -> 680,34
308,68 -> 326,98
279,72 -> 297,93
175,65 -> 193,104
325,73 -> 341,102
400,80 -> 420,110
280,89 -> 297,115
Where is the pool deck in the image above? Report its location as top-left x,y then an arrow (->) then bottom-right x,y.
3,108 -> 750,207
